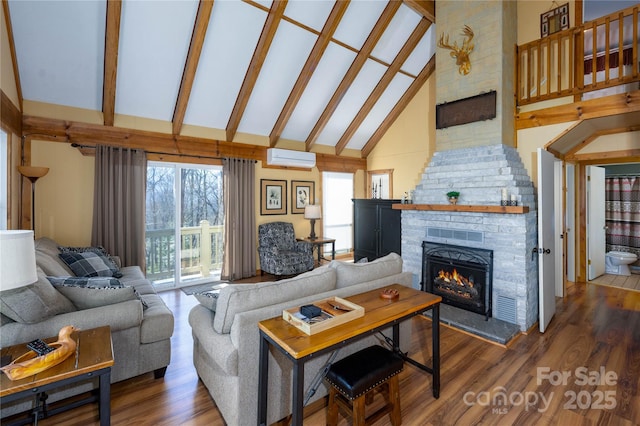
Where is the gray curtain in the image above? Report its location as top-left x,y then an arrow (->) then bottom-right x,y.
221,158 -> 256,280
92,145 -> 147,269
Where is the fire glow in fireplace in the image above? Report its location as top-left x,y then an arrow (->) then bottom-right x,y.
422,241 -> 493,320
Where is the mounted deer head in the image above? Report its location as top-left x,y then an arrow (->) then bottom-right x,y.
438,25 -> 475,75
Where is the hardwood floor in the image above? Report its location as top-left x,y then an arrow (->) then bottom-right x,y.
28,280 -> 640,426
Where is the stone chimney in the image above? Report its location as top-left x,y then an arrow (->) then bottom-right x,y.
401,1 -> 539,332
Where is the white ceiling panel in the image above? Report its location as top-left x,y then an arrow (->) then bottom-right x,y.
115,0 -> 198,121
347,73 -> 413,150
7,0 -> 438,157
371,4 -> 422,64
238,20 -> 318,136
284,0 -> 335,32
281,42 -> 356,142
332,0 -> 387,50
315,59 -> 388,146
8,0 -> 106,111
402,25 -> 436,76
184,1 -> 267,129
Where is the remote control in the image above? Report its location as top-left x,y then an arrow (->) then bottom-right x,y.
26,339 -> 55,356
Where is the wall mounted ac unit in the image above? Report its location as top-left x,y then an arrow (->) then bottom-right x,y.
266,148 -> 316,168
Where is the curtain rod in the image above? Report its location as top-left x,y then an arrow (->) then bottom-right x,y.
70,143 -> 257,163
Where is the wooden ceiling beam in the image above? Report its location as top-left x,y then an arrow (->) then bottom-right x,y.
402,0 -> 435,23
2,1 -> 23,112
225,0 -> 287,142
268,0 -> 350,148
335,18 -> 431,155
567,149 -> 640,163
172,0 -> 214,136
21,114 -> 366,172
1,90 -> 21,136
305,0 -> 402,152
102,0 -> 122,127
361,55 -> 435,158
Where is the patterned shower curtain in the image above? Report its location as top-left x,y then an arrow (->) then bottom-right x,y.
606,176 -> 640,267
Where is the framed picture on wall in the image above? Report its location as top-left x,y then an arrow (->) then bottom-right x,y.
540,3 -> 569,38
260,179 -> 287,215
291,180 -> 315,214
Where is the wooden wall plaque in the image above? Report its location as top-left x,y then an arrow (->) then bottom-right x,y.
436,90 -> 496,129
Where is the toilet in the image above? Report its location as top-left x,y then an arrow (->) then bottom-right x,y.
605,251 -> 638,276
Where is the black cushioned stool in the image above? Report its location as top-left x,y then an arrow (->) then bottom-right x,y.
325,345 -> 403,426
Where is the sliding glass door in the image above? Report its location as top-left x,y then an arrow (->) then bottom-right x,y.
145,161 -> 223,289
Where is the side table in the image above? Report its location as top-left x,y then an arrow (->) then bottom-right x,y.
0,326 -> 114,426
297,237 -> 336,264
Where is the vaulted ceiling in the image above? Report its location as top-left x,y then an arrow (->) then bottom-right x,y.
5,0 -> 436,158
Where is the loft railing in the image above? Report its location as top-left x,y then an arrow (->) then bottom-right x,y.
145,220 -> 224,282
517,5 -> 639,106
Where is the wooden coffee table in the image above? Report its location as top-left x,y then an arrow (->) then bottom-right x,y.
0,326 -> 114,426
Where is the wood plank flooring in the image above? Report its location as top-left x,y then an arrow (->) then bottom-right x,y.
590,273 -> 640,291
23,280 -> 640,426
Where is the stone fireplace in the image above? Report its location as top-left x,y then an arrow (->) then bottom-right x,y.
402,144 -> 538,332
400,1 -> 538,333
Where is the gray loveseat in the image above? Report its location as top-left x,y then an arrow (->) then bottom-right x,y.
0,237 -> 174,418
189,253 -> 414,425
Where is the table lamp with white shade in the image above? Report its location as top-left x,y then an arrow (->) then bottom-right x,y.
304,204 -> 321,240
0,230 -> 38,292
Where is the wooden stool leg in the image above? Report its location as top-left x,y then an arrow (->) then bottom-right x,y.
327,387 -> 339,426
352,395 -> 366,426
388,376 -> 402,426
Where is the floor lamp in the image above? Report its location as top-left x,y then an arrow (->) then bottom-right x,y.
18,166 -> 49,232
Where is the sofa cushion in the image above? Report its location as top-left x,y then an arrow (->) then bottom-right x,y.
0,269 -> 76,324
58,245 -> 122,278
58,251 -> 121,278
330,252 -> 403,289
53,285 -> 141,310
35,237 -> 74,276
214,267 -> 337,334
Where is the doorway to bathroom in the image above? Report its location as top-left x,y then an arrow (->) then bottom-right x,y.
586,163 -> 640,291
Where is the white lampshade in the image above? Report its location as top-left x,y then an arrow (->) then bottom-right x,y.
0,230 -> 38,291
304,204 -> 322,220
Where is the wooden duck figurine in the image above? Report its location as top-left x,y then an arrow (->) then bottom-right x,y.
1,325 -> 78,381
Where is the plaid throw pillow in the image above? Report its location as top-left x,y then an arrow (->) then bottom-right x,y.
58,245 -> 122,278
59,252 -> 120,278
46,276 -> 124,288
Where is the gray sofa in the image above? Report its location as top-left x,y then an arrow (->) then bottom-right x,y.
189,253 -> 414,425
0,237 -> 174,417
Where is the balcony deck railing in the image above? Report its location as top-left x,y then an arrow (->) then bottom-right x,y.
517,5 -> 639,106
146,220 -> 223,282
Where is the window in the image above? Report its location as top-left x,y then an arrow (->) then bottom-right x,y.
146,162 -> 223,289
322,172 -> 353,255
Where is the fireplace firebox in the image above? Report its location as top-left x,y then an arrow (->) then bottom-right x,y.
422,241 -> 493,320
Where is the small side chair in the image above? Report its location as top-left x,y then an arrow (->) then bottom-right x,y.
257,222 -> 314,277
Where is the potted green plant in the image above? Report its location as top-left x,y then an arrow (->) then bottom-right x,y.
446,191 -> 460,205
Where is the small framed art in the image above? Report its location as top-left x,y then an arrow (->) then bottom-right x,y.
261,179 -> 287,215
291,180 -> 315,214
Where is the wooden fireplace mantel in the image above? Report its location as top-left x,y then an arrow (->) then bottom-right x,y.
392,203 -> 529,214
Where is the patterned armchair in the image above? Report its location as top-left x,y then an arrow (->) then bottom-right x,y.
258,222 -> 314,277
